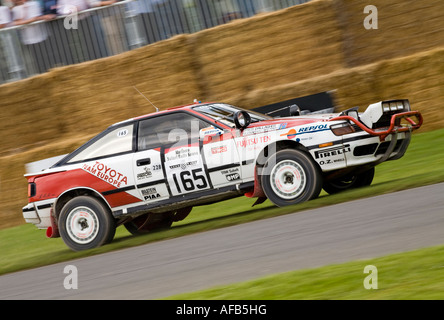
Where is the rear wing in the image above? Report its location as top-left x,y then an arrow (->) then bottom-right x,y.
25,154 -> 67,177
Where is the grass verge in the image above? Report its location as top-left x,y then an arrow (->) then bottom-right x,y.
165,244 -> 444,300
1,128 -> 443,276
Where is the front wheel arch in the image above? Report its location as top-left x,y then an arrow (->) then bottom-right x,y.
252,141 -> 320,199
259,148 -> 323,207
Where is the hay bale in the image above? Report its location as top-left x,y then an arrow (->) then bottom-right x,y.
192,0 -> 345,100
335,0 -> 444,67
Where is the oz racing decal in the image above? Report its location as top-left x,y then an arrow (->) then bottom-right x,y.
82,161 -> 128,188
314,144 -> 350,166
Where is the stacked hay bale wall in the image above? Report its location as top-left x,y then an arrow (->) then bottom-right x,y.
1,0 -> 443,228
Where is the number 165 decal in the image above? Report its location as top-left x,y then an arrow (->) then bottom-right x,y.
172,168 -> 208,193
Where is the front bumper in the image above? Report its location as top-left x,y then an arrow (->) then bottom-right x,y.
330,110 -> 423,141
329,108 -> 422,168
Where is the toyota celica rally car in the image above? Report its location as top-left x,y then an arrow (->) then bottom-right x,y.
23,99 -> 422,251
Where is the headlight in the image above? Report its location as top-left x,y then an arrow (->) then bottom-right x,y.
330,123 -> 355,136
382,100 -> 410,113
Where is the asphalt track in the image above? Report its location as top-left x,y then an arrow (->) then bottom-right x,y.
1,183 -> 443,300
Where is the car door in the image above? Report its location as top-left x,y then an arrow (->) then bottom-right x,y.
200,126 -> 242,188
133,112 -> 216,204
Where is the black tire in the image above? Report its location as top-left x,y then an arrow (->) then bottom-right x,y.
58,196 -> 116,251
260,149 -> 322,207
323,167 -> 375,195
124,212 -> 174,235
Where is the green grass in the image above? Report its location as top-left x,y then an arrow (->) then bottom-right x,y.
165,245 -> 444,300
1,128 -> 444,279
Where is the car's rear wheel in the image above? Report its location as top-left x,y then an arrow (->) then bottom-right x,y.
261,149 -> 322,207
58,196 -> 116,251
323,167 -> 375,195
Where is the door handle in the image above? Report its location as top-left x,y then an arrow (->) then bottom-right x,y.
137,158 -> 151,166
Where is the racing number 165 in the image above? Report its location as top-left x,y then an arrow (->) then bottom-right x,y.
172,168 -> 208,193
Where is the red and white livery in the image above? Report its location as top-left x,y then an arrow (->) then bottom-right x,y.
23,100 -> 422,250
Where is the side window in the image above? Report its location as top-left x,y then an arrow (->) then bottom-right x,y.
68,124 -> 134,163
138,113 -> 212,151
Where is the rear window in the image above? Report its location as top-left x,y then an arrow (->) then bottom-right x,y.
67,124 -> 134,163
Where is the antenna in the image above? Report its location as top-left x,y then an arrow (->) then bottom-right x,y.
133,86 -> 159,112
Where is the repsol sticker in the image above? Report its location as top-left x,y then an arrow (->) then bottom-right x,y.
298,124 -> 329,133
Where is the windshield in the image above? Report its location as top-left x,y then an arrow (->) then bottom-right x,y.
193,103 -> 272,127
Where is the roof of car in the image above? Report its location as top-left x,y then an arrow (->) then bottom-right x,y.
109,102 -> 206,128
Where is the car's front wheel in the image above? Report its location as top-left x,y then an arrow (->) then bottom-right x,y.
261,149 -> 322,207
58,196 -> 116,251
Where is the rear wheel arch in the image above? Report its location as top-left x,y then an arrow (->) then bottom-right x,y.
54,188 -> 111,221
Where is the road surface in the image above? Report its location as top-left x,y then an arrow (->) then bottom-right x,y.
1,183 -> 443,299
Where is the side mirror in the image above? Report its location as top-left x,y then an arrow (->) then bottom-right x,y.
289,104 -> 301,116
340,107 -> 360,120
346,110 -> 359,120
234,111 -> 251,129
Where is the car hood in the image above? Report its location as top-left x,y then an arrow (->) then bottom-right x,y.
249,114 -> 337,128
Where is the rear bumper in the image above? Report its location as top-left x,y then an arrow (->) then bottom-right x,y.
22,203 -> 39,225
22,199 -> 55,229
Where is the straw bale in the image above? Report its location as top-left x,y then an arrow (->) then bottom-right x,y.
1,0 -> 444,228
232,46 -> 444,132
192,0 -> 345,100
335,0 -> 444,67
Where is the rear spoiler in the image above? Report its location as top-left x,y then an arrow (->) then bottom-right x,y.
25,154 -> 67,177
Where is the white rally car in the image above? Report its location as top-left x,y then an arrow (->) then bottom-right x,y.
23,100 -> 422,251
